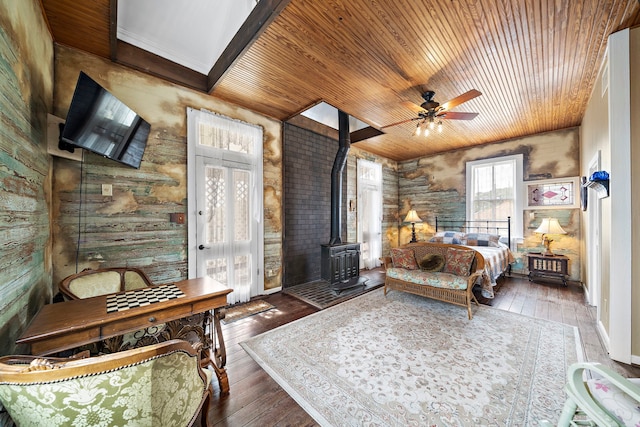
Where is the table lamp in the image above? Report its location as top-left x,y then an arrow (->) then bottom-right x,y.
535,218 -> 566,256
404,209 -> 423,243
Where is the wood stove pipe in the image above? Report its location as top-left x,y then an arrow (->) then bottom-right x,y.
329,110 -> 350,245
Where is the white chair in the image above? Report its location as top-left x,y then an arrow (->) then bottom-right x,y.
551,362 -> 640,426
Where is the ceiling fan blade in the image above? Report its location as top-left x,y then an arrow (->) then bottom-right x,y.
401,100 -> 425,113
437,111 -> 479,120
439,89 -> 482,111
381,117 -> 420,129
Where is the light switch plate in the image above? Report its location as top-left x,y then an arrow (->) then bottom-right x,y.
101,184 -> 113,196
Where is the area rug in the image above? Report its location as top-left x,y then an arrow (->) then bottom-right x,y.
222,300 -> 275,324
241,288 -> 583,426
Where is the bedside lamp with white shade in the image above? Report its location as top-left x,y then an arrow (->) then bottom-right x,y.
404,209 -> 423,243
535,218 -> 567,256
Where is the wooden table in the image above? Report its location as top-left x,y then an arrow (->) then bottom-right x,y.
16,277 -> 232,392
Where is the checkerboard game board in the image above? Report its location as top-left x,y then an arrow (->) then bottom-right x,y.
106,283 -> 186,313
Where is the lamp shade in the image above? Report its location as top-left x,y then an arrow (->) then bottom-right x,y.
403,209 -> 422,224
535,218 -> 566,235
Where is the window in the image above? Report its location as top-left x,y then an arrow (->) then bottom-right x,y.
466,155 -> 523,239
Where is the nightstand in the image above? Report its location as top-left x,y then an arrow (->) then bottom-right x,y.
527,253 -> 569,286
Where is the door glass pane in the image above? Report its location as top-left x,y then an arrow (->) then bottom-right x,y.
233,170 -> 250,241
198,122 -> 225,149
234,255 -> 251,287
206,258 -> 227,286
228,134 -> 253,155
357,159 -> 382,269
231,254 -> 251,303
205,166 -> 225,244
197,122 -> 253,155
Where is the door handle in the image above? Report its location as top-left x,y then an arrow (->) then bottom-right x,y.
198,245 -> 209,250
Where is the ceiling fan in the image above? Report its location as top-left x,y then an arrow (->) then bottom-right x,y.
382,89 -> 482,133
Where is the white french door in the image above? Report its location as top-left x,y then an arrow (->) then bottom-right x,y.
187,108 -> 263,305
195,157 -> 256,303
357,159 -> 382,269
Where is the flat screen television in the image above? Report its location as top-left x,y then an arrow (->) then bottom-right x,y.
59,71 -> 151,169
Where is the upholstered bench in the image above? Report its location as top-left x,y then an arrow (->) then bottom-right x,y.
380,242 -> 486,319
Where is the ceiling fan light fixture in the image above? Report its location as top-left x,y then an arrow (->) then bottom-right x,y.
382,89 -> 481,133
424,127 -> 430,137
414,122 -> 421,136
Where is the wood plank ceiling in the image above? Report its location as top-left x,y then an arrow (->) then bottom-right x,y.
41,0 -> 640,161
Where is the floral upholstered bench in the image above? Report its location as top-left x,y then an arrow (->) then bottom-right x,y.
380,242 -> 486,319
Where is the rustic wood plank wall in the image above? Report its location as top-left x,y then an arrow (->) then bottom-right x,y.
0,0 -> 54,355
396,127 -> 582,280
52,45 -> 283,293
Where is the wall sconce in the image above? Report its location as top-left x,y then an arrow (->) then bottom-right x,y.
403,209 -> 423,243
534,218 -> 567,256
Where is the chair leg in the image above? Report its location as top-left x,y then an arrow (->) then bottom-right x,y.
556,397 -> 578,427
199,384 -> 213,427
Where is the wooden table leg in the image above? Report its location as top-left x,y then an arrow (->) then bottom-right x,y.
210,307 -> 229,394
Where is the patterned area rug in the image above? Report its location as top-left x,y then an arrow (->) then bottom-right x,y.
222,300 -> 275,324
241,288 -> 583,426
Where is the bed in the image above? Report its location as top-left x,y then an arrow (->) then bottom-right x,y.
434,217 -> 515,298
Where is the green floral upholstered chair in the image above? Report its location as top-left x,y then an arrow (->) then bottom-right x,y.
0,339 -> 212,427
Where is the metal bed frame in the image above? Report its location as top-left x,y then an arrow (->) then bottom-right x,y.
435,216 -> 512,250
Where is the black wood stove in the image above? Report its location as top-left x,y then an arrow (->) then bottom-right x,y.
319,110 -> 363,293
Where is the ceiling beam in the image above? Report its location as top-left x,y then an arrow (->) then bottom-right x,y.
350,127 -> 384,143
108,0 -> 207,91
114,40 -> 208,91
206,0 -> 292,93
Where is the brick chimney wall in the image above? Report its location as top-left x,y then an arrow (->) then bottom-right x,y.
283,123 -> 346,287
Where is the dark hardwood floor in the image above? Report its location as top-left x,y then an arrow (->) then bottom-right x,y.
205,270 -> 640,426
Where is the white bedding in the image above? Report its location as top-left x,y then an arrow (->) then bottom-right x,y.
465,243 -> 514,298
